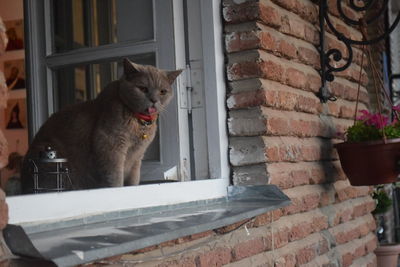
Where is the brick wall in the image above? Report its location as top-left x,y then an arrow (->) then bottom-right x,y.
225,0 -> 376,265
89,0 -> 378,266
0,1 -> 378,266
0,15 -> 11,263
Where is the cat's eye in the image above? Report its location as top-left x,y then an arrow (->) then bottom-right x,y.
160,89 -> 168,95
138,86 -> 148,93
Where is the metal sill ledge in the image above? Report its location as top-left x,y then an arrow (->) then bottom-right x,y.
3,185 -> 290,267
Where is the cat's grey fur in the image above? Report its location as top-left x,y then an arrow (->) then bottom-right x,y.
21,59 -> 182,193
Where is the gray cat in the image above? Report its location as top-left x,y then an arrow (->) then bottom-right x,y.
21,59 -> 182,193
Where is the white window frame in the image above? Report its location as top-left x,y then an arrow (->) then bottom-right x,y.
7,0 -> 229,225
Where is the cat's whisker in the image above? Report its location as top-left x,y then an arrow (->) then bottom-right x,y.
156,104 -> 167,113
159,106 -> 166,113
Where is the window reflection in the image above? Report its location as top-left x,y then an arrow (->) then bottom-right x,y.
54,53 -> 155,108
52,0 -> 154,53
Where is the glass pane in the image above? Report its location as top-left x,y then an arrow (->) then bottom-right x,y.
54,53 -> 159,160
52,0 -> 154,53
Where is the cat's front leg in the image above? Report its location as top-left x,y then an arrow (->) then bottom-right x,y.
124,160 -> 141,186
92,138 -> 126,187
94,156 -> 125,187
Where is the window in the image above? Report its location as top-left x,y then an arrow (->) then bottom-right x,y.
389,1 -> 400,106
8,0 -> 229,224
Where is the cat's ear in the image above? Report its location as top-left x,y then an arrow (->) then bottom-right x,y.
166,69 -> 183,84
123,58 -> 142,76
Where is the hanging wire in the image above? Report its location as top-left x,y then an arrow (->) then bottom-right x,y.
355,18 -> 400,143
354,45 -> 366,125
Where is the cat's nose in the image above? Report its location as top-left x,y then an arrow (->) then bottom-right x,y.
150,98 -> 157,104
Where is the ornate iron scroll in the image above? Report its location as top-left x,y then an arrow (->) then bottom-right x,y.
318,0 -> 400,102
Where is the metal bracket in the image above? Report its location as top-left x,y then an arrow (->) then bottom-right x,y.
318,0 -> 400,103
179,62 -> 204,114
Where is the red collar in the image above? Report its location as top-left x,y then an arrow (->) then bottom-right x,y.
133,112 -> 158,125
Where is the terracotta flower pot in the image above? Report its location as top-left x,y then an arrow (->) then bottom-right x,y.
375,243 -> 400,267
335,138 -> 400,186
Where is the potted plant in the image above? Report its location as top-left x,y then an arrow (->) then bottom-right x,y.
335,108 -> 400,186
372,186 -> 400,267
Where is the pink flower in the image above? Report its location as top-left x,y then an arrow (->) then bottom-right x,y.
367,114 -> 388,129
356,110 -> 371,121
393,105 -> 400,112
356,110 -> 389,129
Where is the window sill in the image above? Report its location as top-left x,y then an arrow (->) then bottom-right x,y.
3,185 -> 290,267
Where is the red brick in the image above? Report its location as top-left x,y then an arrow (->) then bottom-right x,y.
196,247 -> 232,267
273,227 -> 290,248
303,192 -> 320,210
271,0 -> 296,13
304,24 -> 319,45
227,61 -> 261,81
267,161 -> 340,189
339,103 -> 356,119
296,93 -> 321,114
305,73 -> 321,92
260,60 -> 285,81
223,2 -> 259,23
230,51 -> 322,93
352,199 -> 376,218
227,90 -> 266,109
271,0 -> 318,24
285,67 -> 307,89
278,39 -> 296,59
337,64 -> 368,86
298,47 -> 320,68
225,31 -> 260,53
253,209 -> 282,227
282,185 -> 330,215
296,247 -> 316,265
266,116 -> 290,136
365,236 -> 377,253
259,31 -> 276,51
298,2 -> 318,24
291,169 -> 309,185
232,237 -> 267,260
334,234 -> 377,267
235,31 -> 260,51
342,251 -> 353,267
289,221 -> 313,241
275,90 -> 297,110
259,4 -> 281,29
158,257 -> 197,267
281,15 -> 306,40
275,254 -> 296,267
253,23 -> 321,68
312,214 -> 329,231
328,102 -> 340,117
335,208 -> 353,226
263,136 -> 335,163
242,80 -> 321,114
330,81 -> 345,97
